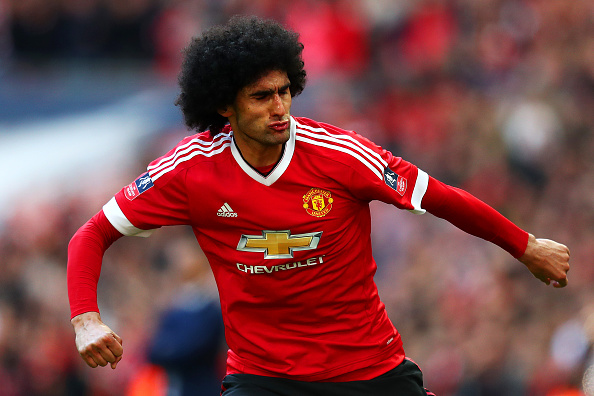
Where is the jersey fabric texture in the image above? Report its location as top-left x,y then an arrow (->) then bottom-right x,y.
103,117 -> 429,381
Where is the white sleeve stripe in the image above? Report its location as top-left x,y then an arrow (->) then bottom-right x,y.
295,128 -> 386,173
149,141 -> 231,181
409,169 -> 429,214
294,120 -> 388,168
148,133 -> 231,171
148,137 -> 229,174
103,197 -> 155,237
296,135 -> 384,180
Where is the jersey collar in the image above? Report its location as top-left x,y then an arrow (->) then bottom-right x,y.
230,116 -> 296,186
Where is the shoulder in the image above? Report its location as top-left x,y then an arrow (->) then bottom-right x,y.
147,127 -> 233,184
293,117 -> 382,153
292,117 -> 391,181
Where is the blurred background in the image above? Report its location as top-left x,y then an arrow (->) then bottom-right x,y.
0,0 -> 593,395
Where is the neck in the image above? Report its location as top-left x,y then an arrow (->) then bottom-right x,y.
230,121 -> 289,168
244,145 -> 283,168
234,139 -> 284,169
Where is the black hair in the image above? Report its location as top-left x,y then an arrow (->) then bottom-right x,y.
175,15 -> 307,135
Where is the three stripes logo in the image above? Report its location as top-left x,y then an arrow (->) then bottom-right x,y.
217,203 -> 238,217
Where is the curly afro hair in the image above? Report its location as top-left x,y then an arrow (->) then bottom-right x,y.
175,15 -> 307,136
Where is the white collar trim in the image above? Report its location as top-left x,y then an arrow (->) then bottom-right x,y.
230,116 -> 296,186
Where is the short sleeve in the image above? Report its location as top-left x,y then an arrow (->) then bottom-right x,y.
103,170 -> 191,237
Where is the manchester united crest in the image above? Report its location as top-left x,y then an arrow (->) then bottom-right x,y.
303,188 -> 333,218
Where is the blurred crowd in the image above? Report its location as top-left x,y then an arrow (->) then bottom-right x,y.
1,0 -> 594,395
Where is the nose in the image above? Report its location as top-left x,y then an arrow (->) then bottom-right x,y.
271,93 -> 287,117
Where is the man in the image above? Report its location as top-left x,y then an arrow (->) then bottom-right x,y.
68,16 -> 570,396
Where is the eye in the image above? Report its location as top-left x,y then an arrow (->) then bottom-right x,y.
252,92 -> 271,100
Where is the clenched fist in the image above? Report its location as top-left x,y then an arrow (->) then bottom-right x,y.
519,234 -> 570,288
71,312 -> 123,369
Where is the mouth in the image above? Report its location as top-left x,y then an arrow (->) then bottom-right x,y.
269,120 -> 290,132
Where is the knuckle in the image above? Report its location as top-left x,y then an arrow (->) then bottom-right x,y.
79,345 -> 93,355
99,334 -> 113,344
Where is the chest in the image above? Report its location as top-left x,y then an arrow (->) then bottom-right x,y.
186,155 -> 362,234
180,146 -> 375,286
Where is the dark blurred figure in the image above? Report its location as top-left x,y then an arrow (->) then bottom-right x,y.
101,0 -> 158,60
9,0 -> 65,60
8,0 -> 158,61
146,235 -> 225,396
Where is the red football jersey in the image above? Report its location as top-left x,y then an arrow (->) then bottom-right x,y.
103,117 -> 430,381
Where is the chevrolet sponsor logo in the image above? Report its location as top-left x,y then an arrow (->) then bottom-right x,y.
236,255 -> 326,274
237,230 -> 322,259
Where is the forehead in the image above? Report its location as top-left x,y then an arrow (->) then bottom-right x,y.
242,70 -> 290,93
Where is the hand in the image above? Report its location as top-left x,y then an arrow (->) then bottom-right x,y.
71,312 -> 123,369
519,234 -> 570,288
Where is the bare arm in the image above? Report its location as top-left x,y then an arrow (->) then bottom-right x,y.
519,233 -> 570,288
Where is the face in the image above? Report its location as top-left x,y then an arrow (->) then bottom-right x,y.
220,70 -> 292,165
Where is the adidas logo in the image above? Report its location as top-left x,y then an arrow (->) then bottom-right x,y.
217,203 -> 238,217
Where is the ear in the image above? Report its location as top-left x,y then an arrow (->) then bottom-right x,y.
218,105 -> 233,118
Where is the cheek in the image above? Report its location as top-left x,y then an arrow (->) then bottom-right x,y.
283,97 -> 292,111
